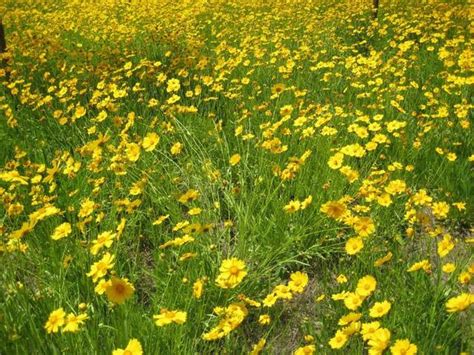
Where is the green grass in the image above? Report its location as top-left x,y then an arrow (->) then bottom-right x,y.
0,0 -> 473,353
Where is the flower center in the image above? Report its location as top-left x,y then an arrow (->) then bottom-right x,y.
166,312 -> 176,319
230,266 -> 240,275
115,284 -> 125,294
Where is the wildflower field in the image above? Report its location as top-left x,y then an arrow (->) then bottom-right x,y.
0,0 -> 473,353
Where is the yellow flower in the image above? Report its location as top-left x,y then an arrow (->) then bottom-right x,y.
112,339 -> 143,355
390,339 -> 418,355
193,279 -> 204,299
94,279 -> 112,295
78,198 -> 95,218
376,192 -> 392,207
356,275 -> 376,297
105,277 -> 135,304
284,200 -> 301,213
153,309 -> 187,326
374,252 -> 392,267
437,234 -> 454,258
301,195 -> 313,209
353,216 -> 375,237
229,153 -> 241,166
95,110 -> 108,122
44,308 -> 66,334
343,292 -> 365,310
445,293 -> 474,313
271,83 -> 285,96
178,189 -> 199,204
142,132 -> 160,151
340,166 -> 359,183
250,338 -> 266,355
63,255 -> 73,268
86,253 -> 115,283
258,314 -> 271,325
90,231 -> 116,255
453,202 -> 466,211
0,170 -> 29,185
446,152 -> 457,161
361,321 -> 380,341
29,205 -> 60,225
385,180 -> 406,195
411,189 -> 432,206
328,330 -> 348,349
340,143 -> 366,157
336,274 -> 348,284
188,207 -> 202,216
315,294 -> 325,302
7,202 -> 24,216
167,94 -> 181,104
345,237 -> 364,255
74,105 -> 86,120
321,126 -> 337,136
288,271 -> 309,293
179,252 -> 197,261
63,313 -> 88,333
51,222 -> 72,240
216,257 -> 247,289
367,328 -> 391,353
369,300 -> 391,318
338,312 -> 362,326
442,263 -> 456,273
172,220 -> 190,231
125,143 -> 141,162
202,303 -> 247,340
148,98 -> 159,107
159,235 -> 194,249
458,272 -> 471,285
320,201 -> 347,220
432,202 -> 450,219
166,78 -> 180,93
407,259 -> 431,273
274,285 -> 293,299
280,104 -> 293,117
294,345 -> 315,355
262,293 -> 278,307
116,218 -> 126,239
342,321 -> 361,336
238,294 -> 261,307
328,152 -> 344,169
152,214 -> 169,226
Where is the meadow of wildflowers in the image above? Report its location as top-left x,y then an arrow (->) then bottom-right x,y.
0,0 -> 472,353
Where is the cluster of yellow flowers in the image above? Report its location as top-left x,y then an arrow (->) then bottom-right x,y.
263,271 -> 309,307
0,0 -> 472,353
153,309 -> 187,327
202,303 -> 248,340
44,308 -> 88,334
